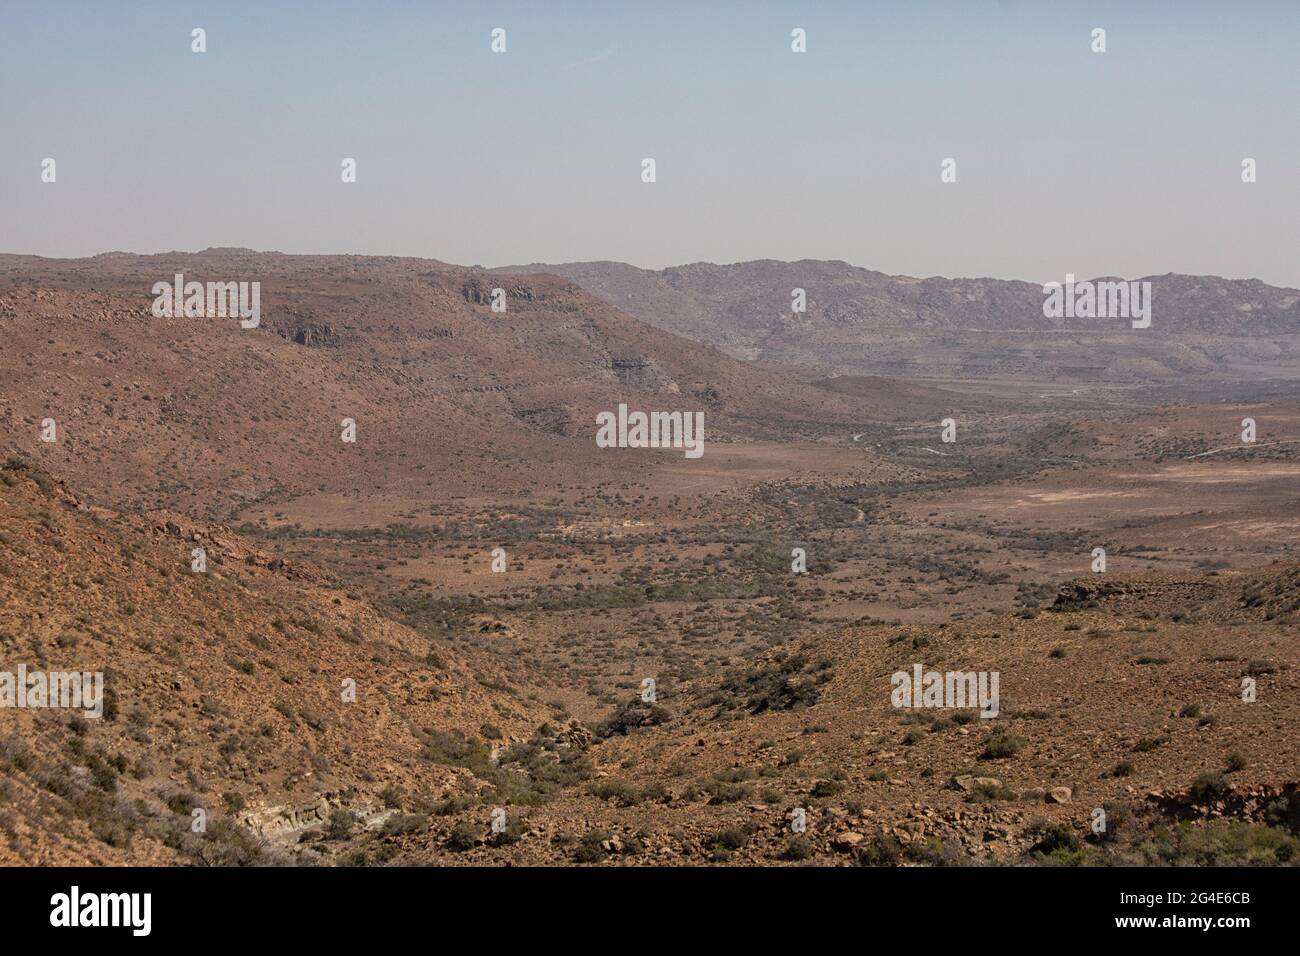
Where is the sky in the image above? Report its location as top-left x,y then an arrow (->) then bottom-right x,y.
2,0 -> 1298,286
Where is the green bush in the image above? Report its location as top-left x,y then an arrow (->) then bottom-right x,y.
980,730 -> 1025,760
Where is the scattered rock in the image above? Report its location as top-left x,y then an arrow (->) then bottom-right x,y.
831,831 -> 864,851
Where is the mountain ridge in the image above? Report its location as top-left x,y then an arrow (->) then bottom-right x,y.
496,259 -> 1300,383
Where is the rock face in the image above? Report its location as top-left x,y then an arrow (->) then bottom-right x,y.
238,794 -> 396,840
462,279 -> 535,305
290,324 -> 344,348
239,795 -> 338,838
1148,780 -> 1300,822
557,721 -> 593,750
1052,580 -> 1132,608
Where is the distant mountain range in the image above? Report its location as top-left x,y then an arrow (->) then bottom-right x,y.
499,261 -> 1300,384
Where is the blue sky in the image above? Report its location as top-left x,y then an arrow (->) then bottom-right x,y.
2,1 -> 1297,284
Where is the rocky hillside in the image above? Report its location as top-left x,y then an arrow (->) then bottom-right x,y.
0,250 -> 882,519
0,458 -> 549,864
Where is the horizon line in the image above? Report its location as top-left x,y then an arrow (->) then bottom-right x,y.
0,248 -> 1292,292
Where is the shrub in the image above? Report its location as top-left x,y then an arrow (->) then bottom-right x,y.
444,820 -> 480,852
980,731 -> 1025,760
420,729 -> 492,775
1026,820 -> 1080,856
712,826 -> 750,851
853,834 -> 902,866
1143,820 -> 1297,866
595,700 -> 671,738
714,651 -> 833,714
810,779 -> 843,798
574,830 -> 610,863
781,835 -> 814,861
380,813 -> 427,837
587,779 -> 642,807
326,808 -> 354,840
966,780 -> 1017,803
1189,772 -> 1229,803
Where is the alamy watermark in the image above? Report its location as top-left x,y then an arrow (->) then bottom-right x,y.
1042,273 -> 1151,329
0,665 -> 103,718
151,273 -> 260,328
50,886 -> 150,936
890,663 -> 999,718
595,403 -> 704,459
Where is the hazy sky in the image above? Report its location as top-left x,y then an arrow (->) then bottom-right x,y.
2,1 -> 1297,285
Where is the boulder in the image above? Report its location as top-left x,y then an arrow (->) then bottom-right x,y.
831,831 -> 865,851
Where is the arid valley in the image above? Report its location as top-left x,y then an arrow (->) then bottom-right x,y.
2,250 -> 1298,867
